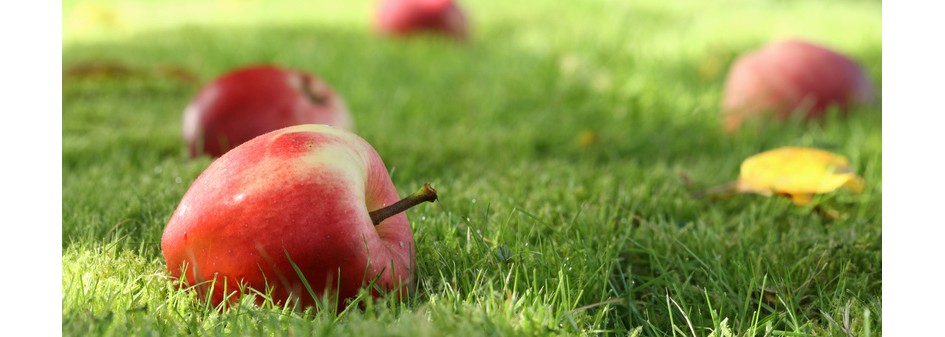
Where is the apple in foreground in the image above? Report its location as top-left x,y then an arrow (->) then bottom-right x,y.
376,0 -> 469,40
161,124 -> 437,309
183,65 -> 353,158
721,39 -> 875,132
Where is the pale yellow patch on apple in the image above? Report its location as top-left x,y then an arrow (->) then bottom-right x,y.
225,125 -> 371,207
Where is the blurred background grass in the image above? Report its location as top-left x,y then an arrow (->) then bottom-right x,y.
62,0 -> 882,335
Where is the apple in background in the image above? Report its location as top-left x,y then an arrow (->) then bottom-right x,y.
183,65 -> 353,158
161,124 -> 437,309
721,39 -> 875,132
376,0 -> 469,40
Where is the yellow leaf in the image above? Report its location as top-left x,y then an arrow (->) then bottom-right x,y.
734,147 -> 864,205
577,130 -> 598,147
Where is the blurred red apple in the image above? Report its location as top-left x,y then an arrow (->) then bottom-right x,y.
183,65 -> 353,157
376,0 -> 469,40
162,124 -> 437,309
721,39 -> 875,132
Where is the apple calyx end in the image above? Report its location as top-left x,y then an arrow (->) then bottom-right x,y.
369,183 -> 438,226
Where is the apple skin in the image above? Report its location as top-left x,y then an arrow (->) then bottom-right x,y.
721,39 -> 875,132
376,0 -> 469,40
183,65 -> 353,158
161,124 -> 414,309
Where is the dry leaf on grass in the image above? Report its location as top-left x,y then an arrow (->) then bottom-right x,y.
691,147 -> 864,207
734,147 -> 864,205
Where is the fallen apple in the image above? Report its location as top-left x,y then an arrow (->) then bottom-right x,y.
375,0 -> 469,40
183,65 -> 353,158
721,39 -> 875,132
161,124 -> 437,309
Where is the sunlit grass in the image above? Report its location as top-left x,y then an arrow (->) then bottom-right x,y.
63,0 -> 882,335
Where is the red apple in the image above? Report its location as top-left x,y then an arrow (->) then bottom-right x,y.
161,124 -> 437,309
375,0 -> 469,40
183,65 -> 353,158
721,39 -> 875,132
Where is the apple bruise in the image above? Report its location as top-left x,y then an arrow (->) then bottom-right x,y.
162,125 -> 414,308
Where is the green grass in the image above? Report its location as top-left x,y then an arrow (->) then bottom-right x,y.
62,0 -> 882,335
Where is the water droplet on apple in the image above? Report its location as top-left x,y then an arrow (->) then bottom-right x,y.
399,241 -> 405,248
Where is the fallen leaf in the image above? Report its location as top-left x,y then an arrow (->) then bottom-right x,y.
64,62 -> 200,85
577,130 -> 598,147
64,62 -> 136,79
155,65 -> 201,85
734,147 -> 864,205
759,287 -> 778,305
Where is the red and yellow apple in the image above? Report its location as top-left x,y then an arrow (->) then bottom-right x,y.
183,65 -> 353,158
375,0 -> 469,40
721,39 -> 875,132
161,124 -> 436,309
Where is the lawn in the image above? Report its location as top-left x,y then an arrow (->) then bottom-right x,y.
62,0 -> 882,335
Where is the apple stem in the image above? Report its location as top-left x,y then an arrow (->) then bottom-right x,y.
370,183 -> 438,226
